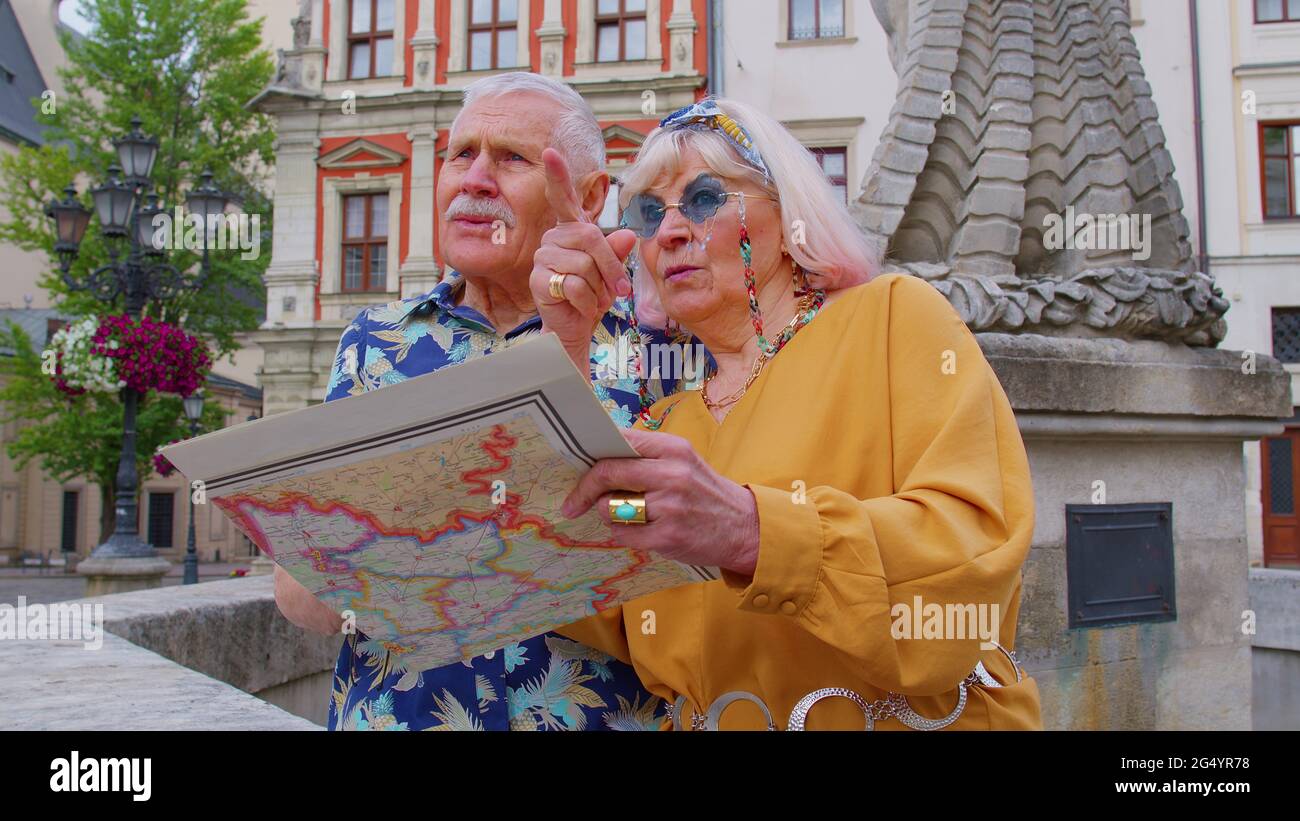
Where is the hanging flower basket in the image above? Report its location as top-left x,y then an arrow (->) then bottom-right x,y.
47,315 -> 122,396
92,314 -> 210,396
46,314 -> 211,398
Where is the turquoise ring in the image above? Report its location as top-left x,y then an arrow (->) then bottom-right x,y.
609,495 -> 647,525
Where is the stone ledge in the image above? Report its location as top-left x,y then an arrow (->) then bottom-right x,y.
1250,568 -> 1300,652
0,575 -> 338,730
977,332 -> 1292,419
65,575 -> 341,694
0,632 -> 320,730
1013,412 -> 1285,441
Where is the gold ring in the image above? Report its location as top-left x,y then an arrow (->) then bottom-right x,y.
548,272 -> 568,301
609,494 -> 647,525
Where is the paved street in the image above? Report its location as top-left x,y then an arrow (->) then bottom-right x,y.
0,562 -> 260,606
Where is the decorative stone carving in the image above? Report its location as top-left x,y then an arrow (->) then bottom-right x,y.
860,0 -> 1225,345
273,49 -> 300,87
291,0 -> 312,49
886,262 -> 1227,346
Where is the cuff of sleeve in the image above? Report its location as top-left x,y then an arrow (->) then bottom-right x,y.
721,484 -> 824,617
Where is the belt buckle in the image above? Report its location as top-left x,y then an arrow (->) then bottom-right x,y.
672,693 -> 776,731
669,644 -> 1026,731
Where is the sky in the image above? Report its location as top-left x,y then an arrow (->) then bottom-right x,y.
57,1 -> 93,35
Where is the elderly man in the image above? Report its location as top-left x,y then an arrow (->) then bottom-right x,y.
273,72 -> 684,731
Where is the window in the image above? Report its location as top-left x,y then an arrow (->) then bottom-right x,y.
342,193 -> 389,291
61,490 -> 78,553
147,491 -> 175,549
812,147 -> 849,203
1273,308 -> 1300,362
348,0 -> 395,78
596,0 -> 647,63
469,0 -> 520,71
789,0 -> 845,40
1262,123 -> 1300,218
45,318 -> 67,346
1255,0 -> 1300,23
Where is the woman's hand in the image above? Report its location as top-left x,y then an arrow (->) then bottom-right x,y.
273,564 -> 344,636
530,147 -> 638,372
560,428 -> 761,576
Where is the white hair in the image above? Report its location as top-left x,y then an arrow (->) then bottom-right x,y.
619,97 -> 881,326
453,72 -> 606,177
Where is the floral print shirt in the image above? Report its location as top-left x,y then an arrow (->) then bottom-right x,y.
321,270 -> 679,731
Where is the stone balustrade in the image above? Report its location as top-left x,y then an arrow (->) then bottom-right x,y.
0,575 -> 339,730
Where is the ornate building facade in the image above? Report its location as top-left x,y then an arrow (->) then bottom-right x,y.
249,0 -> 710,415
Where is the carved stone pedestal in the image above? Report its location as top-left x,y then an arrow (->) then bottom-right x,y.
980,333 -> 1290,728
77,556 -> 172,598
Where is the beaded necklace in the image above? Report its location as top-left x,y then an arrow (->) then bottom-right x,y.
700,287 -> 824,412
625,192 -> 826,430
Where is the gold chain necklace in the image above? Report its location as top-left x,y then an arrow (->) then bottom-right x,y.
701,291 -> 819,412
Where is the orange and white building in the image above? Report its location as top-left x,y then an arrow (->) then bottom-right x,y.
249,0 -> 712,415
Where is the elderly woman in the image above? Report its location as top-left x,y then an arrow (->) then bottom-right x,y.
532,98 -> 1041,730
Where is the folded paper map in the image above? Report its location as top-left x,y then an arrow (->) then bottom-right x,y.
160,334 -> 714,673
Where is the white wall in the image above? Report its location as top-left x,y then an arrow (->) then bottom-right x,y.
719,0 -> 895,202
1134,1 -> 1300,364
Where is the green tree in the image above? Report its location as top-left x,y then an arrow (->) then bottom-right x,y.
0,0 -> 275,544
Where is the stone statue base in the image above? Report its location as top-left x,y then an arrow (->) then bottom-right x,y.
77,556 -> 172,598
980,332 -> 1289,729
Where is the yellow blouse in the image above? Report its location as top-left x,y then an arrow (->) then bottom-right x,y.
557,273 -> 1042,730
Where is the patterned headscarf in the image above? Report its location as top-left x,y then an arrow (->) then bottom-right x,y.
658,99 -> 772,183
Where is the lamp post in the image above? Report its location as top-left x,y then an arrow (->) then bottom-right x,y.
181,391 -> 204,585
46,116 -> 232,595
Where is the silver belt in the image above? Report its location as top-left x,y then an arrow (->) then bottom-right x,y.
669,641 -> 1024,731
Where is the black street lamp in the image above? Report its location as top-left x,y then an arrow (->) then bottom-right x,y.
181,391 -> 204,585
187,170 -> 227,270
46,116 -> 232,565
90,165 -> 136,237
135,193 -> 166,253
115,117 -> 159,185
45,184 -> 92,269
185,170 -> 227,222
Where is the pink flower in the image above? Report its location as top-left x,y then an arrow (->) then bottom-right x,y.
86,314 -> 211,396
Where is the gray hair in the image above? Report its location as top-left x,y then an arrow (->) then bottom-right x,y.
453,72 -> 606,178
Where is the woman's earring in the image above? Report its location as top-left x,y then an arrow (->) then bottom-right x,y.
738,193 -> 773,356
792,257 -> 810,294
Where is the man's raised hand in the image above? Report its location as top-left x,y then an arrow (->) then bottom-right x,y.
532,147 -> 639,370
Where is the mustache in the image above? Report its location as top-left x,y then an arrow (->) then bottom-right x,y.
445,195 -> 516,228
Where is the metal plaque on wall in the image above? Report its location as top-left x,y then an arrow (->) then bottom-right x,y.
1066,502 -> 1176,629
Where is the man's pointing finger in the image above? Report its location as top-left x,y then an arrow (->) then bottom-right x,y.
543,147 -> 587,225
